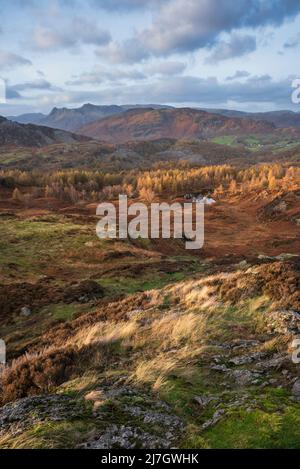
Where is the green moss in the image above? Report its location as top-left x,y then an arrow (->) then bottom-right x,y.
40,303 -> 79,321
160,368 -> 300,449
158,368 -> 221,421
99,266 -> 203,297
199,406 -> 300,449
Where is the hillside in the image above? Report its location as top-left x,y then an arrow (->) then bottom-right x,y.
0,116 -> 90,147
203,109 -> 300,128
78,108 -> 276,143
1,125 -> 299,172
0,138 -> 253,171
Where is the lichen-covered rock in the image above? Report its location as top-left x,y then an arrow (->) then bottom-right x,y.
80,425 -> 172,449
0,394 -> 87,438
292,380 -> 300,400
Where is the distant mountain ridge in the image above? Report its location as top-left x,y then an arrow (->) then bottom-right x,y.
201,109 -> 300,128
0,116 -> 90,147
9,104 -> 172,132
8,104 -> 300,143
8,112 -> 47,125
78,107 -> 276,143
9,104 -> 300,133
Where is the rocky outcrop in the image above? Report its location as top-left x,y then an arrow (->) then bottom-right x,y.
0,394 -> 87,438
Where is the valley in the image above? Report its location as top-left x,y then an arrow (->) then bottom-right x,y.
0,123 -> 299,448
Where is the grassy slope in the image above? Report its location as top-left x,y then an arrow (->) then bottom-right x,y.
1,254 -> 299,448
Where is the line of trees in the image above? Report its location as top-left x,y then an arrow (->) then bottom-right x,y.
1,163 -> 299,204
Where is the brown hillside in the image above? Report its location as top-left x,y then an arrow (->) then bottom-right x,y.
78,108 -> 276,143
0,116 -> 90,148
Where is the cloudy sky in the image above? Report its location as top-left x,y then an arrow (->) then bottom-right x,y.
1,0 -> 300,115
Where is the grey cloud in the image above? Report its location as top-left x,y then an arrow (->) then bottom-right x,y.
133,75 -> 284,105
86,0 -> 163,11
247,74 -> 272,83
67,60 -> 185,86
206,35 -> 256,63
7,0 -> 163,13
96,39 -> 150,64
6,88 -> 22,99
32,17 -> 111,51
144,61 -> 186,76
226,70 -> 251,81
103,0 -> 300,62
37,74 -> 295,109
113,75 -> 293,106
284,34 -> 300,48
66,67 -> 146,86
72,17 -> 111,46
0,50 -> 32,69
11,79 -> 58,92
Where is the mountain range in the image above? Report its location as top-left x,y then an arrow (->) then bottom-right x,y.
9,104 -> 172,132
8,104 -> 300,133
2,104 -> 300,148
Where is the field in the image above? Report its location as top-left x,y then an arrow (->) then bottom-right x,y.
211,134 -> 300,152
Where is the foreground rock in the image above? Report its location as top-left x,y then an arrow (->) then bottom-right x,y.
80,425 -> 173,449
292,380 -> 300,400
0,394 -> 87,438
82,385 -> 183,449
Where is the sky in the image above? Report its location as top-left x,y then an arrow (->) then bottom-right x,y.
0,0 -> 300,115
